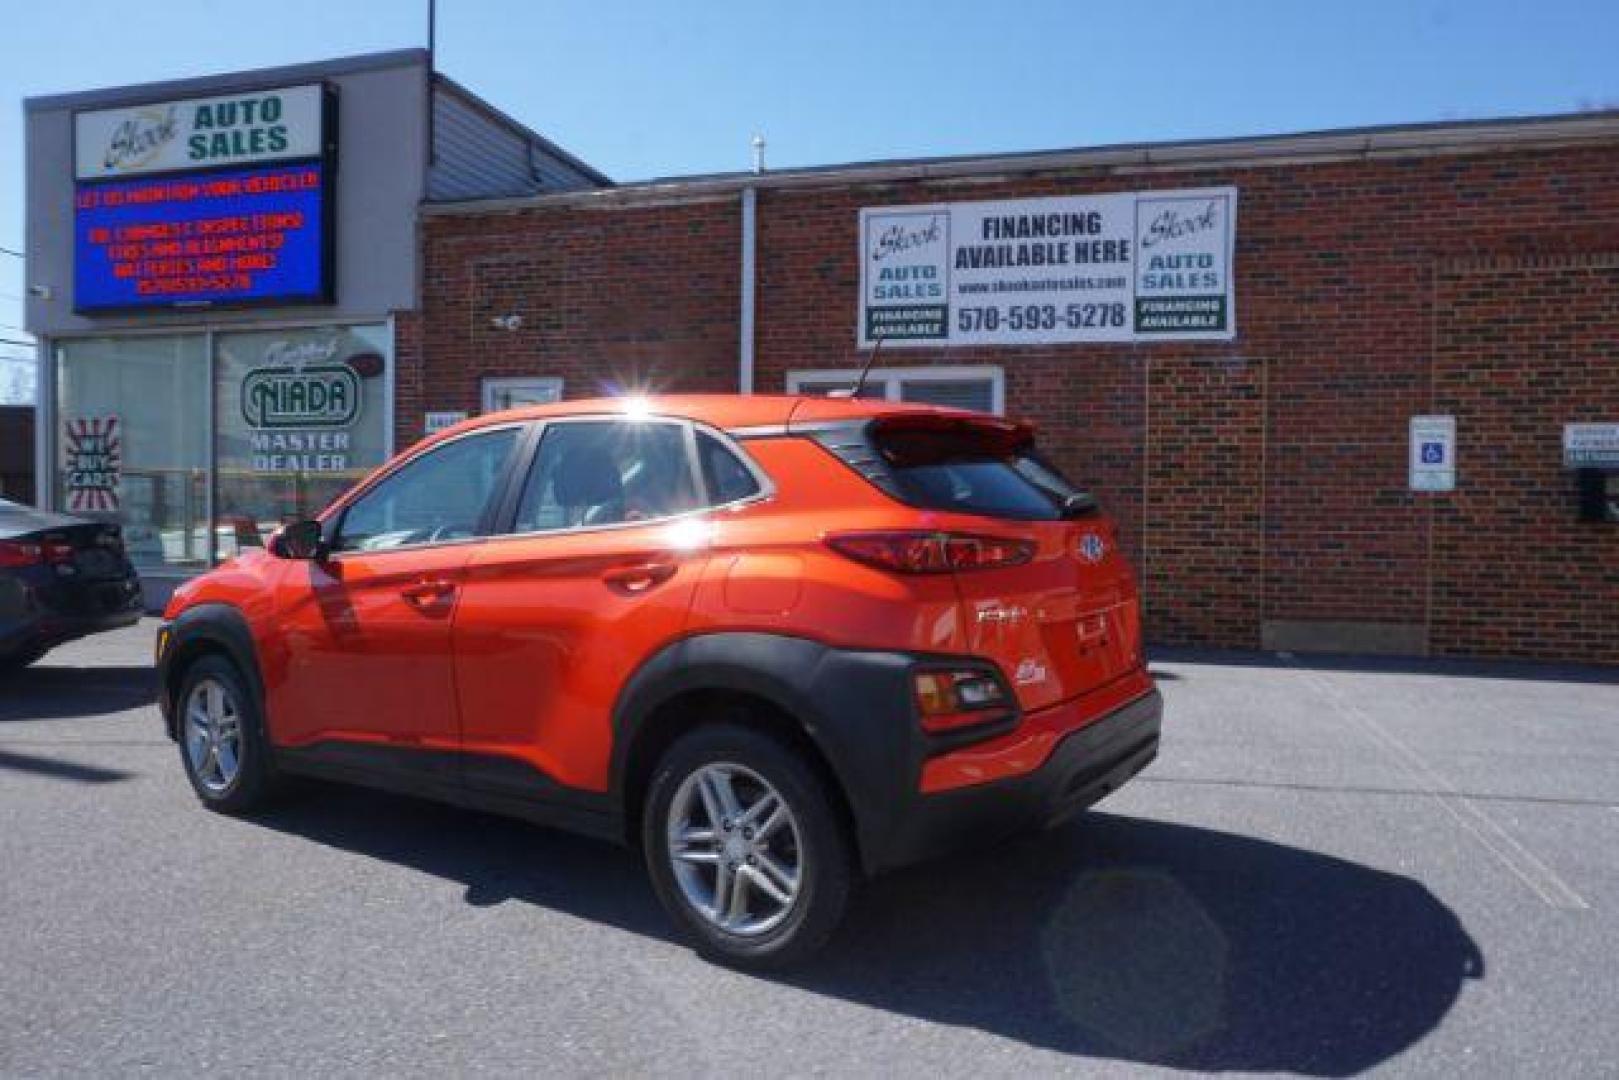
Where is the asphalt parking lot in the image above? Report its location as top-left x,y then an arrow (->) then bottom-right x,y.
2,621 -> 1616,1077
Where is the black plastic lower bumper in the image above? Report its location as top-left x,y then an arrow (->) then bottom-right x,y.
867,688 -> 1163,873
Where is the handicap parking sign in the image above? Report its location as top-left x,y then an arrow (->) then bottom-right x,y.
1410,415 -> 1456,492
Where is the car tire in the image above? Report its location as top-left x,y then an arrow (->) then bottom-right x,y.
175,653 -> 277,814
643,723 -> 854,970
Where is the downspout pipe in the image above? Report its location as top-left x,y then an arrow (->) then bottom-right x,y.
738,186 -> 757,394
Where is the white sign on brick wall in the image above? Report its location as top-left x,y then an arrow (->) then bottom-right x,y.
858,186 -> 1237,347
1563,423 -> 1619,468
1410,415 -> 1456,492
424,411 -> 469,435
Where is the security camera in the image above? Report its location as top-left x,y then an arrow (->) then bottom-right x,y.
27,284 -> 52,300
491,314 -> 523,331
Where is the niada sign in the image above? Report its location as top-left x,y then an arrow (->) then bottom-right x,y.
241,365 -> 360,430
74,84 -> 327,179
858,187 -> 1237,346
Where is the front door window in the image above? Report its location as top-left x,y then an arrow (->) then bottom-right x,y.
334,427 -> 520,552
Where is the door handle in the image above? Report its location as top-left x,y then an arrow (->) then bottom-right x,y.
602,562 -> 677,595
401,579 -> 456,605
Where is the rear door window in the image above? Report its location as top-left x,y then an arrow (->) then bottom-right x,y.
515,420 -> 699,532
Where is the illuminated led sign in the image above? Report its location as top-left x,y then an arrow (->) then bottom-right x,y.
74,162 -> 333,311
72,82 -> 335,312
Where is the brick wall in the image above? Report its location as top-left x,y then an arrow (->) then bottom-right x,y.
1431,256 -> 1619,662
404,198 -> 742,445
417,141 -> 1619,662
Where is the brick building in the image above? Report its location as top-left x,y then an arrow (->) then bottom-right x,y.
24,51 -> 1614,659
405,114 -> 1619,663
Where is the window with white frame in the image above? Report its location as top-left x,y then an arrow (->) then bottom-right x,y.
482,376 -> 564,413
785,366 -> 1004,415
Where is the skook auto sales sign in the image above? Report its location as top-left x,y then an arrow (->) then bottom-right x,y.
859,187 -> 1237,346
74,85 -> 325,180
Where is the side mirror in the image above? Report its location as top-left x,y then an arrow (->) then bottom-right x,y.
270,519 -> 327,560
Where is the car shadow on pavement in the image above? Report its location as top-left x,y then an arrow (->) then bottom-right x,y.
0,747 -> 134,783
0,665 -> 156,721
802,812 -> 1484,1076
251,786 -> 1482,1076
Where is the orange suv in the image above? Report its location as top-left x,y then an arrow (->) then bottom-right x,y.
157,394 -> 1161,967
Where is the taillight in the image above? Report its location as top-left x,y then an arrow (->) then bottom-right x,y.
0,540 -> 44,568
826,531 -> 1034,574
0,539 -> 75,568
913,668 -> 1013,734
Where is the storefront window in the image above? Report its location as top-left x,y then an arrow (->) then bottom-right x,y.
57,335 -> 209,571
213,324 -> 390,555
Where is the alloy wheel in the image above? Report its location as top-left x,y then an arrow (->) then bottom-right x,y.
183,677 -> 244,795
666,763 -> 803,936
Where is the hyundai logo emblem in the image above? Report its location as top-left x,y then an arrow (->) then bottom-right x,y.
1079,533 -> 1107,563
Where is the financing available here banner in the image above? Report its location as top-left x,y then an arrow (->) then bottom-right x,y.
858,186 -> 1237,347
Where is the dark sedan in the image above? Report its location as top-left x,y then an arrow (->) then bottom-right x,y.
0,497 -> 143,672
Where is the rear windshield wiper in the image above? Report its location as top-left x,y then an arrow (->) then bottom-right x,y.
1060,493 -> 1099,518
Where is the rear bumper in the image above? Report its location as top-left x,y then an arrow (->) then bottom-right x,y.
0,575 -> 143,659
864,688 -> 1162,873
0,603 -> 143,659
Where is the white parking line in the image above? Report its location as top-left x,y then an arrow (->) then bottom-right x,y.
1301,669 -> 1590,912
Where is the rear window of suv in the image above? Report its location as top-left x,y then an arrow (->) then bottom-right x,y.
867,418 -> 1091,521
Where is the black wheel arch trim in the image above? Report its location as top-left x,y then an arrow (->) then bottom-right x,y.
157,603 -> 265,741
609,631 -> 936,874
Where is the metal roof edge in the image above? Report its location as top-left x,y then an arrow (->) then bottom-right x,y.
430,73 -> 613,187
422,109 -> 1619,217
24,48 -> 430,112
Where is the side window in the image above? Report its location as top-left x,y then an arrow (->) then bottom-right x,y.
515,421 -> 698,532
696,430 -> 761,505
334,428 -> 518,552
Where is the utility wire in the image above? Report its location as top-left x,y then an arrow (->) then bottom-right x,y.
0,247 -> 23,259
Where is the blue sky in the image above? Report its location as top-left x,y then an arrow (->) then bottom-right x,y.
3,0 -> 1616,400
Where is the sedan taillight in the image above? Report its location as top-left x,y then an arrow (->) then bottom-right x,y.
0,540 -> 44,568
0,539 -> 76,568
825,531 -> 1034,574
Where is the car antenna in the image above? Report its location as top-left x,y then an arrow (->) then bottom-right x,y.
834,333 -> 884,399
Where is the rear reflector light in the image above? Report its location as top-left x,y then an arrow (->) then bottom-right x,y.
0,541 -> 44,568
826,531 -> 1034,574
914,669 -> 1012,734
